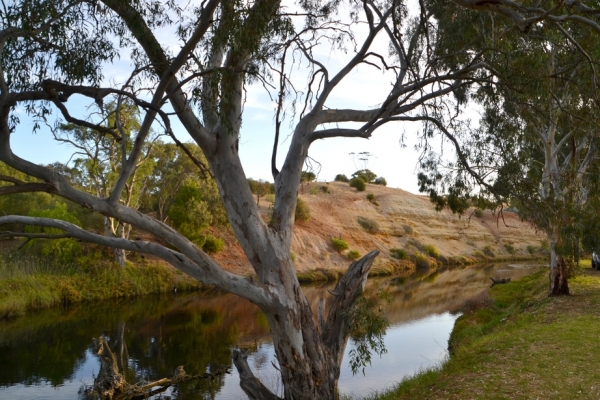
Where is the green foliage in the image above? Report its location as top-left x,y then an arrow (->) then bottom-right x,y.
347,250 -> 362,260
373,177 -> 387,186
357,216 -> 380,234
504,243 -> 516,255
349,177 -> 366,191
247,178 -> 274,205
352,169 -> 377,183
334,174 -> 349,182
414,252 -> 431,268
366,193 -> 375,202
483,245 -> 496,257
348,289 -> 391,375
423,244 -> 440,258
26,202 -> 82,263
331,238 -> 349,252
202,236 -> 224,253
295,197 -> 311,222
291,252 -> 297,263
319,185 -> 329,194
527,245 -> 537,255
403,224 -> 414,235
264,194 -> 275,204
390,248 -> 407,260
474,209 -> 483,218
301,171 -> 316,182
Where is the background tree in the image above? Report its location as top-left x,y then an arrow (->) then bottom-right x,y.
417,1 -> 600,295
55,102 -> 155,266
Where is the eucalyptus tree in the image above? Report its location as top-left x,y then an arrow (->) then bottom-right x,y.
56,102 -> 156,265
417,1 -> 600,295
0,0 -> 491,398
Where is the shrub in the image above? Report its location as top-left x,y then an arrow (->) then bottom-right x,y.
423,244 -> 440,258
331,238 -> 349,252
366,193 -> 375,202
357,216 -> 379,234
301,171 -> 316,182
349,177 -> 366,191
474,209 -> 483,218
414,252 -> 431,268
295,197 -> 311,222
403,224 -> 414,235
527,244 -> 537,255
466,240 -> 476,247
202,236 -> 224,253
352,169 -> 376,183
390,248 -> 407,260
483,245 -> 495,257
407,237 -> 423,250
319,185 -> 329,193
334,174 -> 349,182
26,202 -> 82,263
473,250 -> 486,258
347,250 -> 361,260
504,243 -> 516,255
373,177 -> 387,186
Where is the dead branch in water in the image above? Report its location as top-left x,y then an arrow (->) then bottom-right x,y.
88,336 -> 231,399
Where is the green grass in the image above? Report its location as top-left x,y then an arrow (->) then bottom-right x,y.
367,266 -> 600,399
0,252 -> 202,318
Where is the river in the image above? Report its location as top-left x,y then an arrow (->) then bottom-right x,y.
0,262 -> 540,399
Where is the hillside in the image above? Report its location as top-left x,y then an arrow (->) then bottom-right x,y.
212,181 -> 544,275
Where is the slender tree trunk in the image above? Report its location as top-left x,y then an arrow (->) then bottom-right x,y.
104,216 -> 127,267
548,230 -> 569,296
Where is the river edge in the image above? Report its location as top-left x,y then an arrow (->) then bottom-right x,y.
365,260 -> 600,400
0,249 -> 546,319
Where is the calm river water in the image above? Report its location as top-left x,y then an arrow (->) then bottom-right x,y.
0,262 -> 540,399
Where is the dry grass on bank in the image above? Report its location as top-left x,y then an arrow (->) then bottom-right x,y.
0,251 -> 202,318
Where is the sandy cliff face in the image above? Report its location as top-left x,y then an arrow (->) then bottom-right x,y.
213,182 -> 543,275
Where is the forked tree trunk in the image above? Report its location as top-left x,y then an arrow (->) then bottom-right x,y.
548,231 -> 569,296
233,251 -> 379,400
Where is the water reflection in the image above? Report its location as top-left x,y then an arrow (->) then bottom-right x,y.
0,262 -> 540,399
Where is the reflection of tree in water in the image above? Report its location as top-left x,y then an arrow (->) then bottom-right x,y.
117,306 -> 239,398
0,292 -> 273,398
0,315 -> 93,386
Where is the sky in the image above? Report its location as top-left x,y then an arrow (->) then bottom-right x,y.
8,1 -> 453,195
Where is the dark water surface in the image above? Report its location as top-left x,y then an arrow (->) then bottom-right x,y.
0,262 -> 540,399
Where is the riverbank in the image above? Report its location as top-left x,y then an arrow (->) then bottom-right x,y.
367,260 -> 600,399
296,254 -> 545,284
0,252 -> 202,318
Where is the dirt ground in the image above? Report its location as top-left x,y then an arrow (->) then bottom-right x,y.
212,182 -> 544,274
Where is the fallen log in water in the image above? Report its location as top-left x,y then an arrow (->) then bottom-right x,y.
87,336 -> 230,399
490,277 -> 511,288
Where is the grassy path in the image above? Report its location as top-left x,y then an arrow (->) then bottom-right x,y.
369,262 -> 600,399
